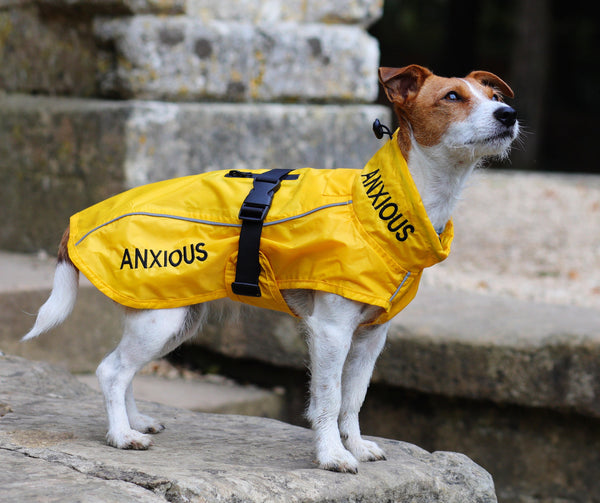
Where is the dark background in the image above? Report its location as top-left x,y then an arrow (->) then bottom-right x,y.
369,0 -> 599,173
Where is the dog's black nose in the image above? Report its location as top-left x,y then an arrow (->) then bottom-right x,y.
494,106 -> 517,127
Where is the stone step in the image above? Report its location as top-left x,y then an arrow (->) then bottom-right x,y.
3,246 -> 600,418
0,355 -> 498,502
0,251 -> 124,373
94,16 -> 380,102
0,94 -> 390,252
1,250 -> 281,419
36,0 -> 185,14
76,373 -> 285,418
5,0 -> 382,23
0,8 -> 379,101
185,0 -> 383,25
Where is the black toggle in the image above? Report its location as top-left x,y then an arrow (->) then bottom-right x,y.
373,118 -> 393,140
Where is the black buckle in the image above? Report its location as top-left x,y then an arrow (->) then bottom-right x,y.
238,176 -> 282,222
231,169 -> 294,298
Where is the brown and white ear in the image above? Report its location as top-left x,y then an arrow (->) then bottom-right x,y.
466,70 -> 515,98
378,65 -> 433,104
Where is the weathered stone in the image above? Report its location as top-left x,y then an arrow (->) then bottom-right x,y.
189,285 -> 600,416
0,94 -> 390,251
1,286 -> 122,374
94,16 -> 380,102
186,0 -> 383,26
0,95 -> 129,252
36,0 -> 184,14
0,7 -> 99,96
77,373 -> 286,418
0,251 -> 123,373
0,355 -> 498,502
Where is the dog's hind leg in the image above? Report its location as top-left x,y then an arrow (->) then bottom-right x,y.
338,322 -> 389,462
304,293 -> 365,473
96,306 -> 192,449
124,304 -> 209,435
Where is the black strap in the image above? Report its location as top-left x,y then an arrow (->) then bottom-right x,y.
231,168 -> 294,297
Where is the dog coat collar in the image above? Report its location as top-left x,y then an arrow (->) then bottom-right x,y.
67,130 -> 453,325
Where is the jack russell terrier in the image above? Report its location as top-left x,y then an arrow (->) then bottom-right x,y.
23,65 -> 519,473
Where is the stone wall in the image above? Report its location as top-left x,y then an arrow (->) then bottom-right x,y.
0,0 -> 390,252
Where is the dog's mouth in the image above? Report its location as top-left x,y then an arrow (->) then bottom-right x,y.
468,128 -> 516,146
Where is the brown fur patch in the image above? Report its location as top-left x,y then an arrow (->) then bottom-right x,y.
399,77 -> 475,149
57,226 -> 73,265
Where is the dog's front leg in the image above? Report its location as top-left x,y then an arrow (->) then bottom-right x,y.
339,322 -> 389,462
305,293 -> 364,473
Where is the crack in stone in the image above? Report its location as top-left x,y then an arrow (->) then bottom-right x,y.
0,444 -> 191,502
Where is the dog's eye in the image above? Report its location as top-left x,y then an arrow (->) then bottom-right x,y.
444,91 -> 461,101
491,93 -> 501,102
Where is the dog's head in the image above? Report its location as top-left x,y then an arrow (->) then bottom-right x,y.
379,65 -> 519,162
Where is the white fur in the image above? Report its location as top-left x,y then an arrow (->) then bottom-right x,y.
22,262 -> 79,341
408,79 -> 519,232
23,72 -> 519,472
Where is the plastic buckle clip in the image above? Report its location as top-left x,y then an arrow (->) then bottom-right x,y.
237,177 -> 282,222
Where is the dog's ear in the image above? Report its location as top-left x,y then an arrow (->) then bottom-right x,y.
378,65 -> 433,104
466,70 -> 514,99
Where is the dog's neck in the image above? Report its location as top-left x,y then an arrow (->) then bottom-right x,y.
401,135 -> 478,233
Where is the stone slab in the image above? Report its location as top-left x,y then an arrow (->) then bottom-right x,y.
3,248 -> 600,417
0,355 -> 497,502
77,373 -> 285,417
0,252 -> 122,374
0,0 -> 380,20
1,9 -> 378,99
0,0 -> 183,13
36,0 -> 184,14
186,0 -> 383,26
379,288 -> 600,415
1,284 -> 123,374
94,16 -> 380,102
0,7 -> 99,96
189,288 -> 600,417
0,94 -> 390,251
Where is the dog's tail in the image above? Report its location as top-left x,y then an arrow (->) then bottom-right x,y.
22,227 -> 80,341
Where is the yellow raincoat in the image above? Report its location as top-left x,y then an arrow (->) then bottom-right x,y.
68,131 -> 453,325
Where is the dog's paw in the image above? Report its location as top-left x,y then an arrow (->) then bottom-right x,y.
344,437 -> 386,463
129,414 -> 165,434
318,447 -> 359,474
106,429 -> 153,450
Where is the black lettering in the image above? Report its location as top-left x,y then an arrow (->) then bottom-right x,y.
368,187 -> 390,208
149,249 -> 162,268
378,203 -> 398,220
134,248 -> 148,269
365,178 -> 383,195
120,249 -> 133,269
362,168 -> 416,242
373,195 -> 391,210
363,171 -> 383,195
195,242 -> 208,262
361,169 -> 380,184
183,244 -> 195,264
396,225 -> 415,242
387,214 -> 408,232
120,243 -> 208,270
169,249 -> 182,267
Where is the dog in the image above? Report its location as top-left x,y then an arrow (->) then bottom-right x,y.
23,65 -> 519,473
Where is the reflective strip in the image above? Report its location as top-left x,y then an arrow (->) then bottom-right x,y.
389,271 -> 411,303
75,200 -> 353,246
